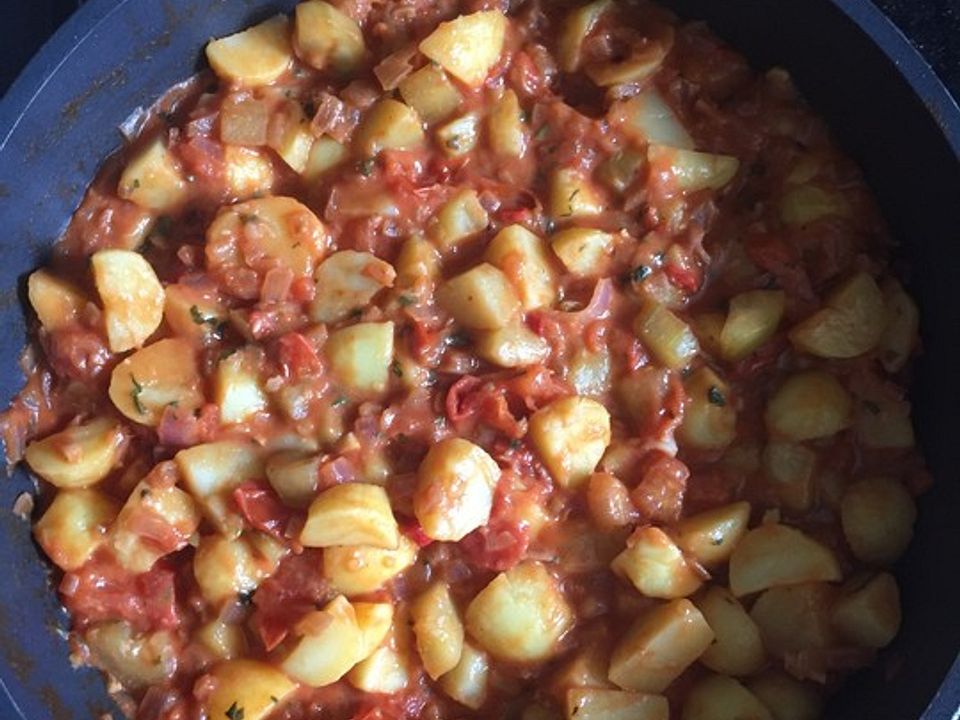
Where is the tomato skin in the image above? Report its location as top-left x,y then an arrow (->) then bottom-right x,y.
251,550 -> 329,651
276,332 -> 322,378
233,481 -> 297,539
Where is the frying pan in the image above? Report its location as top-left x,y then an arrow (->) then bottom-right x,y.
0,1 -> 957,718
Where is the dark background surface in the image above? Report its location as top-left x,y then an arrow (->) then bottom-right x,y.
1,0 -> 959,99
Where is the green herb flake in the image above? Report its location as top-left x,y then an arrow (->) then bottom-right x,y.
269,696 -> 279,704
391,360 -> 403,378
862,400 -> 881,415
398,295 -> 415,307
131,376 -> 146,415
131,178 -> 141,189
535,124 -> 551,141
332,396 -> 348,408
218,347 -> 238,362
628,264 -> 653,284
190,305 -> 210,325
357,158 -> 376,176
225,702 -> 245,720
446,135 -> 463,151
508,438 -> 523,450
707,386 -> 726,407
238,213 -> 259,225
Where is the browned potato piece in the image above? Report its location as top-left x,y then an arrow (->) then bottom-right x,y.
840,477 -> 916,565
355,99 -> 424,156
695,586 -> 766,676
611,527 -> 703,599
682,674 -> 772,720
34,489 -> 119,571
674,501 -> 751,567
749,582 -> 838,658
27,270 -> 87,331
765,370 -> 852,442
109,338 -> 205,426
301,483 -> 399,549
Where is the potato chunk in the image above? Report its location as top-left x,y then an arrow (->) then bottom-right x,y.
92,249 -> 164,352
324,535 -> 418,596
206,15 -> 294,86
611,527 -> 703,599
673,501 -> 750,567
193,534 -> 272,605
224,146 -> 275,198
438,263 -> 520,330
301,483 -> 399,549
353,602 -> 394,660
440,642 -> 490,710
765,370 -> 851,442
34,489 -> 119,571
489,89 -> 528,158
163,283 -> 227,345
411,582 -> 465,679
117,138 -> 187,212
27,270 -> 87,331
325,322 -> 395,394
682,674 -> 771,720
747,671 -> 823,720
282,596 -> 363,687
348,646 -> 410,694
878,279 -> 919,372
613,89 -> 694,150
465,561 -> 574,663
721,290 -> 785,361
634,302 -> 699,370
437,113 -> 481,157
414,438 -> 500,542
648,145 -> 739,193
840,477 -> 916,565
109,338 -> 204,425
418,10 -> 507,87
551,227 -> 614,277
398,65 -> 462,124
175,441 -> 264,536
355,99 -> 424,156
25,418 -> 124,489
310,250 -> 396,323
429,188 -> 490,251
293,1 -> 364,72
729,523 -> 841,597
608,599 -> 713,693
789,272 -> 885,358
830,573 -> 901,648
749,582 -> 837,658
557,0 -> 614,72
475,323 -> 550,368
695,586 -> 766,676
566,688 -> 668,720
205,660 -> 296,720
529,396 -> 611,489
396,235 -> 441,289
679,366 -> 737,451
85,622 -> 177,690
550,168 -> 605,219
214,347 -> 268,424
484,224 -> 558,310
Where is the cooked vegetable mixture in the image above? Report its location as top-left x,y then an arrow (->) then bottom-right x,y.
1,1 -> 930,719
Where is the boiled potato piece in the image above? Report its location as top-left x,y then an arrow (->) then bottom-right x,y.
412,582 -> 465,679
303,136 -> 348,181
265,452 -> 321,508
566,688 -> 668,720
414,438 -> 501,542
750,582 -> 837,658
682,674 -> 772,720
348,646 -> 410,694
608,599 -> 714,693
293,1 -> 364,72
613,89 -> 694,150
634,301 -> 699,370
879,279 -> 919,372
475,323 -> 550,368
310,250 -> 396,323
550,642 -> 615,698
215,347 -> 268,424
198,619 -> 249,661
205,659 -> 296,720
396,235 -> 441,289
765,370 -> 852,442
550,168 -> 604,218
163,283 -> 227,345
691,312 -> 725,356
206,15 -> 293,86
301,483 -> 399,548
489,89 -> 527,158
419,10 -> 507,87
282,595 -> 362,686
85,622 -> 177,690
729,523 -> 841,597
484,224 -> 557,310
465,561 -> 574,663
586,33 -> 672,87
529,397 -> 611,489
830,573 -> 901,648
325,322 -> 394,394
440,642 -> 489,710
840,477 -> 916,565
747,671 -> 823,720
355,99 -> 424,156
193,534 -> 264,605
567,346 -> 611,397
855,393 -> 915,449
557,0 -> 613,72
789,272 -> 885,358
117,138 -> 187,212
437,113 -> 481,157
763,442 -> 817,513
34,489 -> 119,571
92,249 -> 164,352
438,263 -> 520,330
398,65 -> 462,124
27,270 -> 87,331
648,145 -> 740,192
25,418 -> 124,489
695,586 -> 766,676
721,290 -> 785,361
429,189 -> 489,251
551,227 -> 614,276
268,101 -> 314,173
679,366 -> 737,451
324,535 -> 418,596
224,145 -> 275,198
611,527 -> 703,599
779,185 -> 847,226
353,602 -> 394,659
109,338 -> 204,426
674,501 -> 751,567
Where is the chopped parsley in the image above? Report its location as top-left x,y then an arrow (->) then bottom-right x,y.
269,696 -> 279,704
225,702 -> 244,720
190,305 -> 218,326
238,213 -> 259,225
707,386 -> 726,407
131,376 -> 146,415
535,124 -> 551,141
357,157 -> 376,176
446,135 -> 464,151
332,396 -> 348,408
627,264 -> 653,284
398,294 -> 415,307
561,188 -> 581,218
391,359 -> 403,378
131,178 -> 140,189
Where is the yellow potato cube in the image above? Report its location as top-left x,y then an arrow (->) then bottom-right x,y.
355,99 -> 424,157
634,302 -> 699,370
550,168 -> 605,219
749,582 -> 838,658
557,0 -> 614,72
265,452 -> 321,508
438,263 -> 520,330
324,535 -> 418,596
353,602 -> 394,660
484,224 -> 558,310
528,396 -> 611,489
648,145 -> 740,193
268,101 -> 314,174
348,645 -> 410,694
396,234 -> 441,289
789,271 -> 885,358
109,338 -> 204,426
611,527 -> 703,599
679,366 -> 737,451
567,346 -> 612,397
551,227 -> 614,277
729,523 -> 841,597
282,595 -> 363,686
34,489 -> 119,571
682,674 -> 772,720
224,145 -> 275,199
412,582 -> 465,679
720,290 -> 785,361
310,250 -> 396,323
779,184 -> 848,226
84,622 -> 177,690
747,671 -> 823,720
475,323 -> 550,368
163,283 -> 227,345
440,642 -> 490,710
325,321 -> 395,395
488,89 -> 528,158
205,660 -> 296,720
25,418 -> 124,489
206,15 -> 293,86
695,586 -> 766,676
293,1 -> 365,72
612,89 -> 694,150
765,370 -> 852,441
27,270 -> 87,331
418,10 -> 507,87
878,279 -> 919,373
175,441 -> 264,536
840,477 -> 916,565
830,572 -> 901,648
198,619 -> 249,661
117,138 -> 187,212
193,534 -> 264,605
92,249 -> 164,352
566,688 -> 669,720
303,136 -> 348,181
215,347 -> 268,425
301,483 -> 399,549
691,312 -> 725,356
398,65 -> 462,124
429,188 -> 490,251
437,113 -> 481,157
763,442 -> 817,513
673,501 -> 751,567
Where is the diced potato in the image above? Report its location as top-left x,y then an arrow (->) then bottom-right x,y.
840,477 -> 916,565
855,393 -> 915,449
109,338 -> 204,425
465,561 -> 574,663
25,418 -> 124,489
682,674 -> 772,720
695,586 -> 766,676
484,224 -> 558,310
348,646 -> 410,694
265,452 -> 320,508
282,595 -> 362,686
310,250 -> 396,323
599,148 -> 646,194
293,1 -> 365,72
301,483 -> 398,548
557,0 -> 613,71
647,145 -> 740,192
585,473 -> 637,531
608,599 -> 714,693
566,688 -> 668,720
790,272 -> 886,359
353,602 -> 393,659
193,534 -> 264,605
567,347 -> 611,397
613,89 -> 694,150
34,489 -> 119,571
691,312 -> 725,356
878,279 -> 919,372
355,99 -> 424,156
720,290 -> 785,361
475,323 -> 550,368
303,136 -> 348,181
440,642 -> 490,710
779,185 -> 848,226
198,619 -> 248,661
550,642 -> 615,699
324,535 -> 418,596
27,270 -> 87,331
611,527 -> 703,599
438,263 -> 520,330
634,301 -> 699,370
411,582 -> 465,679
221,96 -> 270,146
747,671 -> 823,720
437,113 -> 481,157
488,89 -> 527,158
830,573 -> 901,648
414,438 -> 500,541
429,189 -> 490,251
764,370 -> 852,442
550,168 -> 604,219
163,283 -> 227,345
325,321 -> 394,395
85,622 -> 177,690
749,582 -> 838,658
418,10 -> 507,87
269,101 -> 314,173
529,396 -> 611,489
206,15 -> 293,86
398,65 -> 462,124
674,502 -> 751,566
551,227 -> 614,276
205,659 -> 296,720
679,366 -> 737,451
91,249 -> 164,352
117,138 -> 187,212
396,235 -> 441,289
586,28 -> 672,87
763,442 -> 817,513
215,347 -> 268,424
729,524 -> 841,597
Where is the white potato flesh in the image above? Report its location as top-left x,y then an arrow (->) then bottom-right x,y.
611,527 -> 703,599
27,270 -> 87,331
551,227 -> 614,277
92,249 -> 164,352
117,138 -> 187,212
301,483 -> 399,549
354,99 -> 424,156
418,10 -> 507,87
412,582 -> 465,679
721,290 -> 785,361
566,688 -> 668,720
349,645 -> 410,694
465,561 -> 574,663
840,477 -> 916,565
440,642 -> 490,710
682,674 -> 772,720
557,0 -> 613,72
489,89 -> 528,158
608,599 -> 714,693
429,188 -> 490,251
679,366 -> 737,451
779,185 -> 848,227
613,89 -> 694,150
224,145 -> 275,199
437,113 -> 481,157
353,602 -> 394,660
830,573 -> 901,648
109,338 -> 204,426
765,370 -> 852,442
695,586 -> 766,676
265,452 -> 321,508
205,660 -> 296,720
324,535 -> 418,596
325,321 -> 395,394
303,136 -> 348,181
729,523 -> 841,597
634,302 -> 699,370
529,396 -> 611,489
878,279 -> 919,372
34,489 -> 119,571
475,323 -> 550,368
396,235 -> 441,288
198,619 -> 249,661
398,65 -> 462,124
550,168 -> 605,219
282,595 -> 363,687
749,582 -> 838,658
175,441 -> 264,536
293,1 -> 364,72
310,250 -> 396,323
85,622 -> 177,690
215,347 -> 268,425
789,272 -> 885,358
269,101 -> 314,174
747,671 -> 824,720
674,501 -> 751,567
193,534 -> 264,605
414,438 -> 501,542
484,224 -> 558,310
648,145 -> 740,193
205,15 -> 294,87
25,418 -> 124,489
438,263 -> 520,330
